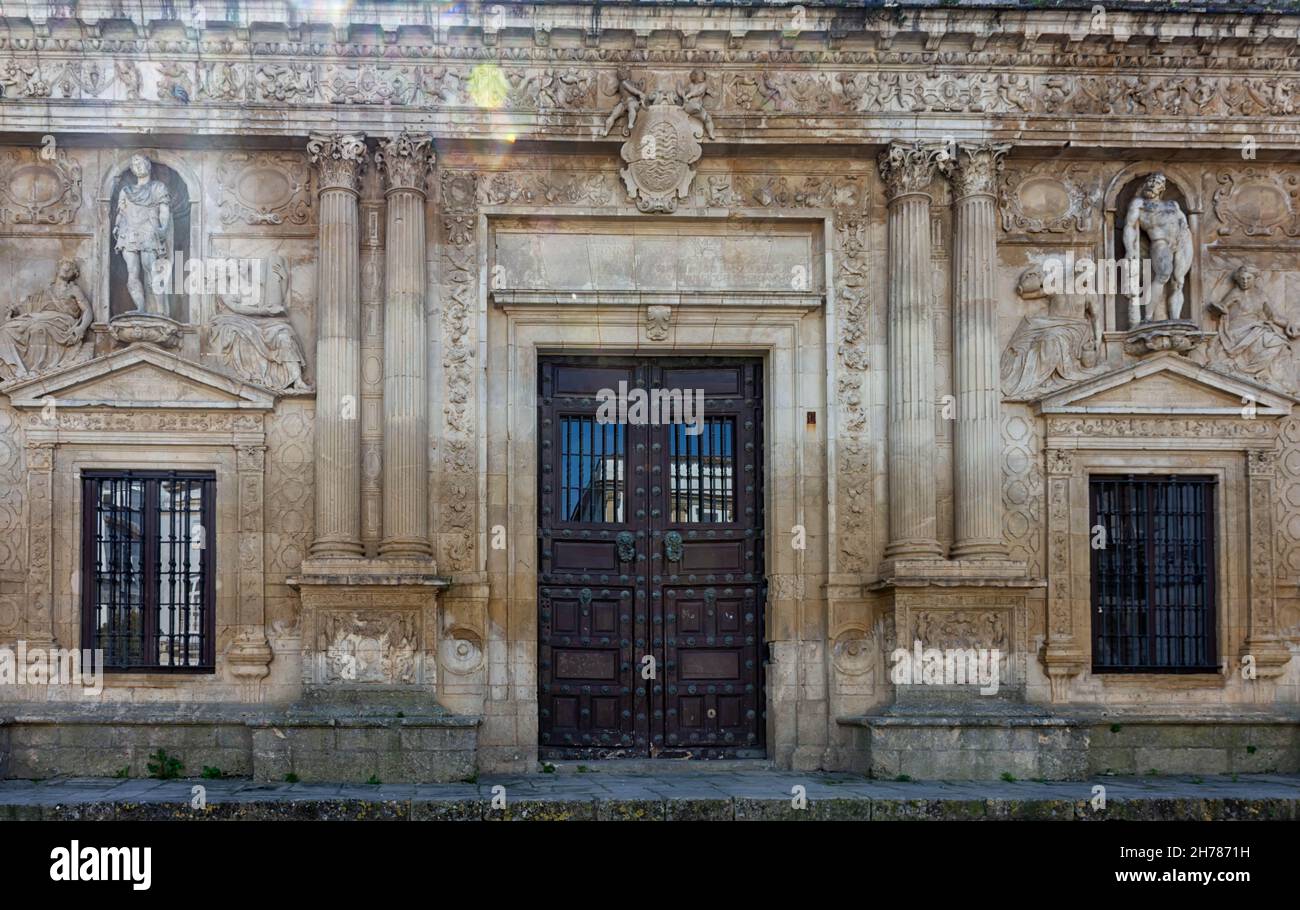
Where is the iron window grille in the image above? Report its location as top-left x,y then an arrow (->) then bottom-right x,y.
1089,474 -> 1217,673
80,471 -> 216,672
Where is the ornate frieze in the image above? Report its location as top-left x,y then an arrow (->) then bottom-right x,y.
7,50 -> 1300,140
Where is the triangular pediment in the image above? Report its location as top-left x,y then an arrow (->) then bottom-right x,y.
1034,352 -> 1296,418
0,343 -> 276,410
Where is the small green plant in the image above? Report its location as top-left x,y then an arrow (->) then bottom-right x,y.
284,772 -> 300,783
113,765 -> 130,779
366,774 -> 381,785
894,774 -> 912,782
1109,723 -> 1122,734
396,711 -> 405,718
1145,768 -> 1160,777
1191,777 -> 1204,784
576,764 -> 591,773
1000,772 -> 1017,783
1246,745 -> 1257,755
201,766 -> 223,779
146,749 -> 183,780
463,771 -> 478,784
541,762 -> 556,773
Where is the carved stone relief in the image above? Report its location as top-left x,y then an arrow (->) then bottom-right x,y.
999,163 -> 1099,235
438,170 -> 479,572
615,79 -> 708,214
0,148 -> 82,225
1211,168 -> 1300,238
0,259 -> 93,381
319,610 -> 418,685
204,254 -> 313,393
1202,264 -> 1299,393
1000,264 -> 1106,400
216,153 -> 313,227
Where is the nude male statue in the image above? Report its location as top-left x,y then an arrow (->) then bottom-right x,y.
1122,172 -> 1193,324
113,154 -> 172,315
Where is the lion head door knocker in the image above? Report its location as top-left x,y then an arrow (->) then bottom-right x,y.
663,531 -> 684,563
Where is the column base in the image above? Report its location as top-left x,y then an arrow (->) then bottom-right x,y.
947,539 -> 1010,562
309,537 -> 367,559
379,537 -> 435,560
875,556 -> 1034,587
882,538 -> 945,562
289,558 -> 450,696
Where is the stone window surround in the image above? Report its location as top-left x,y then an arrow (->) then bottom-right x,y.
1047,446 -> 1263,698
482,207 -> 832,763
56,446 -> 236,685
1070,451 -> 1241,679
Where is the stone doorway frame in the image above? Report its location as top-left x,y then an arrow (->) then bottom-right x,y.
479,210 -> 832,768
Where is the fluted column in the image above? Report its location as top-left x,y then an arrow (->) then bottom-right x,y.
945,143 -> 1011,561
880,141 -> 947,561
375,134 -> 434,559
307,133 -> 368,558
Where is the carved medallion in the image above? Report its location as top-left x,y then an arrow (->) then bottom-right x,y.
216,153 -> 313,227
0,148 -> 82,225
619,95 -> 703,214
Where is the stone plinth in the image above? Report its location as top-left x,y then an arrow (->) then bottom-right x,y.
290,558 -> 448,700
1123,319 -> 1207,356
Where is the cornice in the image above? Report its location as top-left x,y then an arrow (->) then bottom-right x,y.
2,3 -> 1300,61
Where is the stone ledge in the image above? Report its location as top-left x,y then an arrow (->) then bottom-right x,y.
0,773 -> 1297,821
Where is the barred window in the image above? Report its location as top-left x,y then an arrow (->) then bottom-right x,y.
1089,475 -> 1217,673
81,472 -> 215,671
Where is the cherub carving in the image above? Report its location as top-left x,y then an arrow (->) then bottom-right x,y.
602,68 -> 646,137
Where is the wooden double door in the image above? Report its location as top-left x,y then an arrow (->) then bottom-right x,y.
537,356 -> 766,759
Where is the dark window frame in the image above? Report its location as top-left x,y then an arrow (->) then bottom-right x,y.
1088,473 -> 1218,674
80,470 -> 217,673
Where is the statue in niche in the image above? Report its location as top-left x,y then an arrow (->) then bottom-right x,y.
1203,264 -> 1300,392
1000,262 -> 1106,400
1122,172 -> 1193,324
0,258 -> 92,381
113,153 -> 173,316
205,254 -> 312,392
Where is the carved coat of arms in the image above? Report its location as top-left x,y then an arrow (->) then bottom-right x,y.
619,93 -> 703,214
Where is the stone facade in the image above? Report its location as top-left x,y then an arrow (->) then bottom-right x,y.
0,1 -> 1298,781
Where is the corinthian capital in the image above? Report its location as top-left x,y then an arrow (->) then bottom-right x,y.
943,143 -> 1011,199
375,133 -> 436,195
307,132 -> 369,192
877,140 -> 949,201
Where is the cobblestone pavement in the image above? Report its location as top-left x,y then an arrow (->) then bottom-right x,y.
1,771 -> 1299,819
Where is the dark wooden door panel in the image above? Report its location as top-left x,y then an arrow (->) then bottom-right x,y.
538,356 -> 764,760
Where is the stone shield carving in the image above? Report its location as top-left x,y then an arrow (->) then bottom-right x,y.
619,97 -> 702,214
